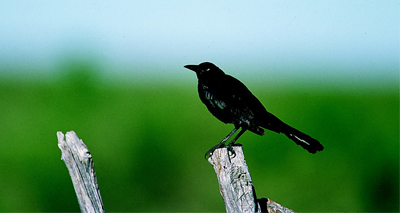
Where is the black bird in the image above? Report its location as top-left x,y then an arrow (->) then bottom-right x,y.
184,62 -> 324,158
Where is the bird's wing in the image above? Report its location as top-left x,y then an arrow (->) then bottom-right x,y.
221,75 -> 284,133
199,75 -> 257,124
223,75 -> 263,111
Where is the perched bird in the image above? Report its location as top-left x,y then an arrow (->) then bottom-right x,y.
184,62 -> 324,158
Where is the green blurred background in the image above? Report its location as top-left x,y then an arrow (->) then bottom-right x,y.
0,1 -> 398,212
0,63 -> 398,212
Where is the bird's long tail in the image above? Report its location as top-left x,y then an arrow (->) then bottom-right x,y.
282,124 -> 324,154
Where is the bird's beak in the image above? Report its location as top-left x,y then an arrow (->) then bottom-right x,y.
184,65 -> 198,72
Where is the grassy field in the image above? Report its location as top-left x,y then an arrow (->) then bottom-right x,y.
0,67 -> 398,212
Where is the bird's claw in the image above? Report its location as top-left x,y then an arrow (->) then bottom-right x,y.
205,143 -> 241,159
204,149 -> 214,159
226,144 -> 236,158
204,144 -> 224,159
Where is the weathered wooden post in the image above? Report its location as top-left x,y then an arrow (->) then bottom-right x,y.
57,131 -> 295,213
57,131 -> 105,213
208,145 -> 295,213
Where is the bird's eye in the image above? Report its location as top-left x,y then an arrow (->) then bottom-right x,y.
206,68 -> 210,72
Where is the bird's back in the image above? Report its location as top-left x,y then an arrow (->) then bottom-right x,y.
198,73 -> 282,135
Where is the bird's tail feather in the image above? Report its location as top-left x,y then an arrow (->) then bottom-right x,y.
283,125 -> 324,154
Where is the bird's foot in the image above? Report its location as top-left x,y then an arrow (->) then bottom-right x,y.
226,144 -> 236,158
205,143 -> 242,159
226,143 -> 243,158
204,143 -> 226,159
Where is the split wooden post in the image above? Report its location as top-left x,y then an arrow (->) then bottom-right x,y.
57,131 -> 105,213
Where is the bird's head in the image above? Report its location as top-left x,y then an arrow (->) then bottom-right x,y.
184,62 -> 225,77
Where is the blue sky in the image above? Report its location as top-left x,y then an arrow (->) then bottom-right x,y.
0,1 -> 398,82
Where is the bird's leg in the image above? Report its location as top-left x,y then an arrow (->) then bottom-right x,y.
226,128 -> 247,157
205,128 -> 238,159
221,127 -> 239,144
